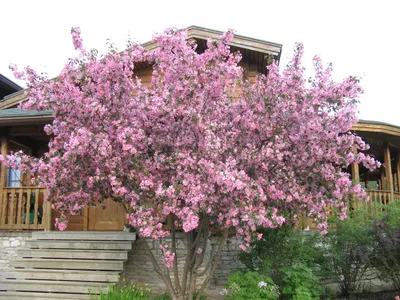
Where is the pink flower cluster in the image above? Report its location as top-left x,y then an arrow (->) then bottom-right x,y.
54,217 -> 67,231
160,244 -> 175,269
3,27 -> 380,263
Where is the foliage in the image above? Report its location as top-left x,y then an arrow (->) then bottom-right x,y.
322,209 -> 374,296
280,264 -> 322,300
3,26 -> 379,300
374,201 -> 400,229
225,271 -> 279,300
370,203 -> 400,291
238,226 -> 327,299
90,283 -> 151,300
239,225 -> 324,280
152,291 -> 206,300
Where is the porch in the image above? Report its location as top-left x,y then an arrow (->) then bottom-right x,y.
350,123 -> 400,213
0,186 -> 126,231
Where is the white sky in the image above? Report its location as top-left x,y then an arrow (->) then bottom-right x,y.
1,0 -> 399,126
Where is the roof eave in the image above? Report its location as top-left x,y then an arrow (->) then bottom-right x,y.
352,120 -> 400,137
0,115 -> 53,126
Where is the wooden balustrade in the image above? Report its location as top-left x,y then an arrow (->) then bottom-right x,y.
352,190 -> 400,218
394,192 -> 400,201
0,187 -> 51,230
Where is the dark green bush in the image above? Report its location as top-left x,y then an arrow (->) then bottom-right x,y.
322,208 -> 374,296
370,202 -> 400,291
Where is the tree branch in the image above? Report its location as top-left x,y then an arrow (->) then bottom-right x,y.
142,238 -> 177,299
196,228 -> 229,300
168,214 -> 182,297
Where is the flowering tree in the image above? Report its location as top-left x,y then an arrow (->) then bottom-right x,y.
3,27 -> 379,299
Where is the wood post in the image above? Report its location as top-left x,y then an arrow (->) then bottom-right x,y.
84,206 -> 89,231
351,162 -> 360,182
0,138 -> 8,228
380,168 -> 385,190
351,147 -> 360,211
42,190 -> 52,231
396,152 -> 400,193
384,145 -> 394,202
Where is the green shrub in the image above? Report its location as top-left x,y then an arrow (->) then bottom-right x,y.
322,208 -> 374,296
90,282 -> 151,300
281,264 -> 322,300
237,225 -> 330,299
238,225 -> 324,280
225,271 -> 279,300
370,202 -> 400,291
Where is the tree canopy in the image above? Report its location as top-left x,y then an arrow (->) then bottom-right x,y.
2,27 -> 380,299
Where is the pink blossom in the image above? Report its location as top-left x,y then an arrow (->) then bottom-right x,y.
0,27 -> 379,260
162,251 -> 175,269
55,218 -> 67,231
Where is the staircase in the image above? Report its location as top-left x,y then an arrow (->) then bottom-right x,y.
0,231 -> 136,300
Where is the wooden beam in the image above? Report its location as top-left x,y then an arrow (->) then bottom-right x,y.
351,148 -> 360,183
396,152 -> 400,193
352,122 -> 400,137
380,168 -> 385,190
0,138 -> 8,188
0,90 -> 27,110
83,206 -> 89,231
8,125 -> 47,137
383,145 -> 394,201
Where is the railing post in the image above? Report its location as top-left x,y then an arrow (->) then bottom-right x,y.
42,190 -> 52,231
384,145 -> 394,203
0,137 -> 8,228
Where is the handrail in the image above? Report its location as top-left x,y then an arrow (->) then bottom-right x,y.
0,187 -> 50,230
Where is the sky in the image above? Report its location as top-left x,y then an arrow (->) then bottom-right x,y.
1,0 -> 399,126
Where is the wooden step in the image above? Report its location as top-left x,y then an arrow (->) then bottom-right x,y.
0,280 -> 109,294
0,291 -> 91,299
10,259 -> 124,271
19,249 -> 127,260
0,269 -> 119,282
32,231 -> 136,241
26,240 -> 132,250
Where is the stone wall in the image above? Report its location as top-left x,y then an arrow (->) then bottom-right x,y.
123,235 -> 244,294
0,231 -> 31,272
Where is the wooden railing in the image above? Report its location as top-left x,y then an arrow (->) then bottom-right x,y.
352,190 -> 400,217
0,187 -> 51,230
395,192 -> 400,201
300,190 -> 400,230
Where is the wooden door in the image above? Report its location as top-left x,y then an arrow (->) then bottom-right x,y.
88,198 -> 126,231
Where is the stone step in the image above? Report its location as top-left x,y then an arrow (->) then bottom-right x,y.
10,259 -> 124,271
26,240 -> 132,250
0,291 -> 91,299
32,231 -> 136,241
19,249 -> 127,260
0,280 -> 109,294
0,268 -> 119,282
